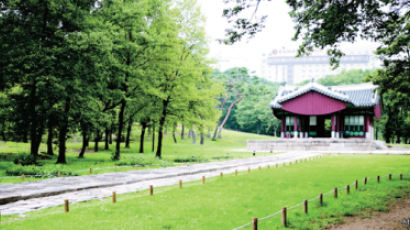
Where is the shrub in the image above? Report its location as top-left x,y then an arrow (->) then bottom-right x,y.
115,156 -> 172,167
13,154 -> 41,166
6,165 -> 78,177
173,156 -> 208,163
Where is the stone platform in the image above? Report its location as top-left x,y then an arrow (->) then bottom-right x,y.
247,138 -> 388,152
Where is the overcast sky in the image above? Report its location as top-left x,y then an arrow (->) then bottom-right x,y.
197,0 -> 378,74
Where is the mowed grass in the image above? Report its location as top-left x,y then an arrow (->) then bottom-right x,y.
0,129 -> 275,183
1,155 -> 409,230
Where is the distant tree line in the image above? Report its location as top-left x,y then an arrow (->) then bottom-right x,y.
0,0 -> 221,163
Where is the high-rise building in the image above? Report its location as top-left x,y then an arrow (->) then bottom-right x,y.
260,48 -> 380,83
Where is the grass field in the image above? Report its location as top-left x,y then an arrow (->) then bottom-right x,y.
1,154 -> 409,230
0,129 -> 275,183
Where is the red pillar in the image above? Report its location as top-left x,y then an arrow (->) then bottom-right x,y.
294,116 -> 298,138
281,116 -> 285,138
331,114 -> 336,138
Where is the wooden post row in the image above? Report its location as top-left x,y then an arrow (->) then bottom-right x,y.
303,200 -> 308,214
64,199 -> 69,213
282,207 -> 287,227
220,172 -> 223,178
389,174 -> 392,180
346,185 -> 350,194
235,169 -> 238,176
179,180 -> 182,189
334,187 -> 338,198
202,176 -> 205,184
149,185 -> 153,195
21,174 -> 25,180
355,180 -> 358,190
112,191 -> 116,203
89,168 -> 92,174
319,193 -> 323,206
364,177 -> 367,185
377,175 -> 380,183
252,217 -> 258,230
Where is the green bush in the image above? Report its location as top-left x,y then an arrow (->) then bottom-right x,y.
115,156 -> 172,167
6,165 -> 78,177
13,154 -> 41,166
173,156 -> 208,163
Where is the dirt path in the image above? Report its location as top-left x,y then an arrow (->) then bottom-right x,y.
327,197 -> 410,230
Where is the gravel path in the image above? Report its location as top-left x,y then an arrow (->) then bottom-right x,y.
0,152 -> 320,215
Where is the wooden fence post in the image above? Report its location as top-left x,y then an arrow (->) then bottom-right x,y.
202,176 -> 205,184
252,217 -> 258,230
89,168 -> 92,174
235,170 -> 238,176
377,175 -> 380,183
303,200 -> 308,214
179,180 -> 182,189
275,164 -> 278,168
220,172 -> 223,178
282,207 -> 287,227
258,166 -> 261,170
355,180 -> 358,190
64,200 -> 69,213
400,174 -> 403,180
364,177 -> 367,185
58,171 -> 61,177
267,165 -> 270,169
21,174 -> 24,180
334,187 -> 338,198
112,191 -> 116,203
346,185 -> 350,194
248,167 -> 251,173
149,185 -> 153,195
319,193 -> 323,206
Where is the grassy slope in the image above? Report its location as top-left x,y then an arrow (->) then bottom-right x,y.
1,155 -> 409,230
0,129 -> 274,183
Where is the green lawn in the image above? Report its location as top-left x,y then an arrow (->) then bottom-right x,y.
0,129 -> 275,183
1,155 -> 409,230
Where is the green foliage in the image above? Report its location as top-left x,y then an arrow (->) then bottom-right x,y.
5,165 -> 78,177
173,156 -> 208,163
212,67 -> 281,135
315,69 -> 375,86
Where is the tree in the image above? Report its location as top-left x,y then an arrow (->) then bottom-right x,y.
223,0 -> 409,142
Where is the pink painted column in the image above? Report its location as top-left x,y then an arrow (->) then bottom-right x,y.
294,116 -> 298,138
331,114 -> 336,138
366,115 -> 374,140
281,117 -> 285,138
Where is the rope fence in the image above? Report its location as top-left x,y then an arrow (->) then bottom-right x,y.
232,173 -> 405,230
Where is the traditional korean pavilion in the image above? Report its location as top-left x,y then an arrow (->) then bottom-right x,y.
270,82 -> 381,139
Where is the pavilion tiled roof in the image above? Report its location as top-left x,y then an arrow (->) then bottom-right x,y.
270,82 -> 379,109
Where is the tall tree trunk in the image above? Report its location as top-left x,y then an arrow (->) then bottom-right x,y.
139,122 -> 147,153
114,100 -> 126,161
57,97 -> 70,164
46,122 -> 54,155
94,131 -> 99,152
29,79 -> 39,158
172,131 -> 177,143
192,130 -> 196,144
125,118 -> 133,148
152,123 -> 155,152
188,130 -> 192,138
215,96 -> 243,139
104,128 -> 109,150
109,126 -> 113,144
156,98 -> 169,158
78,131 -> 88,158
200,133 -> 204,145
181,125 -> 185,140
207,127 -> 211,138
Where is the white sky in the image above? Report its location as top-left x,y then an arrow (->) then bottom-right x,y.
197,0 -> 378,75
